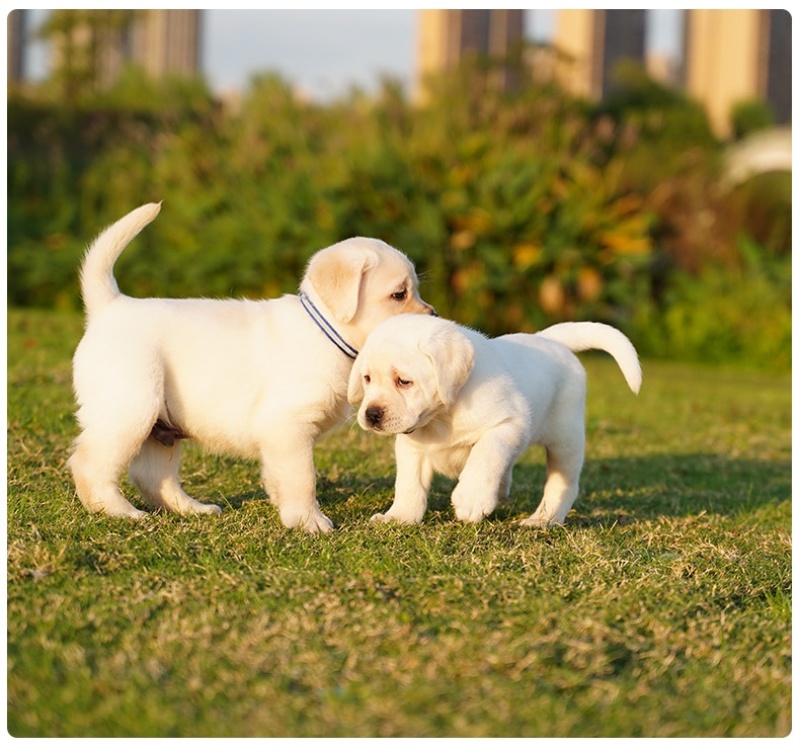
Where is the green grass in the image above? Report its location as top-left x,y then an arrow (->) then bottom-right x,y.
6,308 -> 791,737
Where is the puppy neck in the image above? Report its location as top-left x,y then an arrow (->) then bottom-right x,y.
297,288 -> 359,360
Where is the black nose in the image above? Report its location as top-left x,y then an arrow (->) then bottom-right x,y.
365,406 -> 384,427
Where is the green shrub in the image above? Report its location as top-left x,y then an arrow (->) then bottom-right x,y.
730,99 -> 775,140
633,236 -> 791,371
592,60 -> 719,163
6,65 -> 791,371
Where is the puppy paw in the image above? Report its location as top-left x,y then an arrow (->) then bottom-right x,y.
451,485 -> 495,523
519,514 -> 562,528
193,503 -> 222,515
84,499 -> 149,519
116,507 -> 149,520
278,506 -> 333,533
453,505 -> 489,523
370,511 -> 420,525
301,511 -> 335,534
165,500 -> 222,516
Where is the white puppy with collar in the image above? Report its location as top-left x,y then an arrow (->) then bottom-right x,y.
69,203 -> 434,531
348,314 -> 641,527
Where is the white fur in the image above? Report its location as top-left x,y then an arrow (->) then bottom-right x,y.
348,314 -> 641,527
69,203 -> 433,531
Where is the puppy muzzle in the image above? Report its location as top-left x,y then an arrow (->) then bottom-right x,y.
364,405 -> 384,429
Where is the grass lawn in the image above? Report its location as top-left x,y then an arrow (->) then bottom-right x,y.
6,308 -> 791,737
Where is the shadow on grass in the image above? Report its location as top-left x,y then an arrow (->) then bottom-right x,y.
299,453 -> 790,527
216,474 -> 397,512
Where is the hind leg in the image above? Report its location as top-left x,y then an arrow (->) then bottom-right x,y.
521,433 -> 585,528
69,427 -> 150,519
498,466 -> 514,502
70,335 -> 167,517
129,437 -> 221,515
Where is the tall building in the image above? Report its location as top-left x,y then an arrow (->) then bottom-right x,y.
553,10 -> 646,99
685,9 -> 791,136
417,9 -> 790,138
128,10 -> 201,80
7,9 -> 27,86
417,9 -> 525,101
50,9 -> 201,89
764,10 -> 792,126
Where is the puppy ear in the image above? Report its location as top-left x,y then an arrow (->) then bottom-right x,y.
420,325 -> 474,407
347,356 -> 366,405
304,241 -> 379,323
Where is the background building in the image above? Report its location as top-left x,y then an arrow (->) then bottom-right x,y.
684,9 -> 791,136
6,9 -> 790,139
417,8 -> 790,137
552,9 -> 646,99
42,9 -> 201,91
417,9 -> 524,100
127,10 -> 201,80
7,9 -> 27,86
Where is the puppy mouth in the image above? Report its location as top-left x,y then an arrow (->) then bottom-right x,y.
367,425 -> 416,435
359,411 -> 418,435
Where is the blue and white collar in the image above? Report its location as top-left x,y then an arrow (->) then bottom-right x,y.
299,292 -> 359,360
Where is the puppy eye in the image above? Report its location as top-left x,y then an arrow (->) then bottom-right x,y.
391,289 -> 407,301
363,375 -> 371,384
396,377 -> 412,389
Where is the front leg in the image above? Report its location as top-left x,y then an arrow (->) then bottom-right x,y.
260,432 -> 333,533
451,420 -> 527,523
371,435 -> 433,524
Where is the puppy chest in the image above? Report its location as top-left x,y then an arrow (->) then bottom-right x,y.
426,442 -> 472,479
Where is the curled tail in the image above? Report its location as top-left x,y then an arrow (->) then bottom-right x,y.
537,322 -> 642,394
79,202 -> 162,317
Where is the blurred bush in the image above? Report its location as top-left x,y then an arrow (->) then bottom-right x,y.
633,235 -> 791,371
7,59 -> 790,370
730,99 -> 776,140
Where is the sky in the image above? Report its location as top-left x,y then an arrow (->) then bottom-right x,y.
201,9 -> 554,97
23,8 -> 685,101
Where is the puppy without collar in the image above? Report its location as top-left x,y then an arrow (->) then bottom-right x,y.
348,314 -> 641,527
68,203 -> 434,531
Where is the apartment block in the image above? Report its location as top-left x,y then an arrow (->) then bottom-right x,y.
417,9 -> 524,100
553,9 -> 646,99
685,9 -> 791,136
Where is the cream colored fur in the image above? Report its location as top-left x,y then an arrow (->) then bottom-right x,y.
69,203 -> 433,531
348,314 -> 641,527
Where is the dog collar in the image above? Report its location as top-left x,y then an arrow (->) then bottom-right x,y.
299,292 -> 359,360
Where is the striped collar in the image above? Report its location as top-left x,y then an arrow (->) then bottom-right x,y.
299,292 -> 358,360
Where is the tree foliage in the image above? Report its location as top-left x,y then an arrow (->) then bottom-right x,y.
7,57 -> 790,369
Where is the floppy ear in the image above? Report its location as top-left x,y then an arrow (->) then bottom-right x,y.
347,356 -> 366,406
420,325 -> 475,407
305,242 -> 379,323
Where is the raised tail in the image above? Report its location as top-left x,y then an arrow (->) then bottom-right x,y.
537,322 -> 642,394
78,202 -> 162,317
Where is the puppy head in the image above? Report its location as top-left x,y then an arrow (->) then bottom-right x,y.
348,315 -> 474,435
301,237 -> 434,341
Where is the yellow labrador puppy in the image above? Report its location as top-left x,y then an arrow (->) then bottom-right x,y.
69,203 -> 434,531
348,314 -> 641,527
